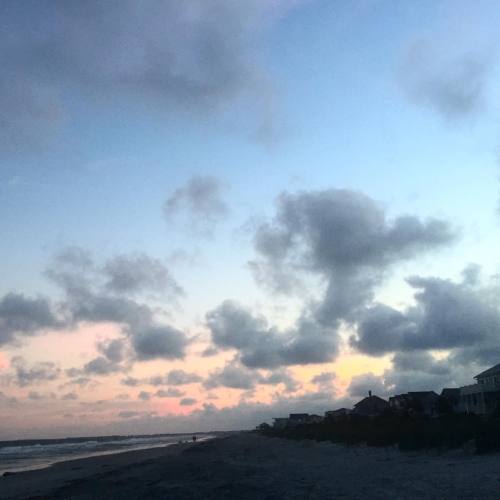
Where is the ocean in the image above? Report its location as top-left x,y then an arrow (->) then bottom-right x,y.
0,433 -> 213,475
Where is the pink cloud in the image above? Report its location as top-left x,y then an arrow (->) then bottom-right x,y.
0,352 -> 9,370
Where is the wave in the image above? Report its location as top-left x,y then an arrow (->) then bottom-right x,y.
0,433 -> 213,475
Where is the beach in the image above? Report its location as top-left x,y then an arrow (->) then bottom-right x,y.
2,433 -> 500,499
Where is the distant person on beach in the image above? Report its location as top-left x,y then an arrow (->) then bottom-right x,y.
192,435 -> 197,442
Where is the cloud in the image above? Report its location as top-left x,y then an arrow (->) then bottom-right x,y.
382,351 -> 462,395
204,360 -> 301,393
96,338 -> 127,363
138,391 -> 152,401
27,391 -> 44,400
165,369 -> 203,386
347,373 -> 387,399
206,300 -> 338,368
10,356 -> 60,387
82,356 -> 127,376
61,392 -> 78,400
259,369 -> 301,392
118,410 -> 155,419
103,254 -> 183,296
65,376 -> 93,387
0,292 -> 61,346
132,326 -> 188,361
164,176 -> 228,237
400,41 -> 491,121
121,377 -> 141,387
179,397 -> 197,406
351,268 -> 500,357
121,369 -> 202,388
252,189 -> 455,325
105,389 -> 347,435
0,0 -> 298,152
45,247 -> 190,362
311,371 -> 336,385
115,393 -> 130,400
155,388 -> 185,398
0,391 -> 17,405
204,361 -> 259,390
311,371 -> 337,394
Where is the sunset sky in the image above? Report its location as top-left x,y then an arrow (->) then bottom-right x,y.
2,0 -> 500,439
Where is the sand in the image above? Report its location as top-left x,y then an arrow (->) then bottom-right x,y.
2,433 -> 500,499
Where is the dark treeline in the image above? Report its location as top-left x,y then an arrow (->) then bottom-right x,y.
258,413 -> 500,454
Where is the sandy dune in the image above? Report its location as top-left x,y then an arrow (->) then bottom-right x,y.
2,433 -> 500,499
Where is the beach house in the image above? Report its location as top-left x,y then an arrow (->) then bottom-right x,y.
272,417 -> 290,429
459,363 -> 500,414
325,408 -> 352,420
439,388 -> 461,414
389,391 -> 439,416
352,391 -> 389,417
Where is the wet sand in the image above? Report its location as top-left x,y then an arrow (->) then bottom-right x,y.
2,433 -> 500,499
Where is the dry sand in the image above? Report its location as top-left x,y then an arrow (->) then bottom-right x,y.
2,433 -> 500,499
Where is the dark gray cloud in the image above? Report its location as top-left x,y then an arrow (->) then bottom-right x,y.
259,369 -> 301,392
180,397 -> 197,406
121,369 -> 202,387
45,247 -> 190,362
155,388 -> 185,398
132,325 -> 188,361
0,292 -> 61,346
347,372 -> 388,399
204,360 -> 300,392
351,270 -> 500,357
61,392 -> 78,401
383,352 -> 460,395
96,338 -> 127,363
252,189 -> 455,325
166,369 -> 203,386
10,356 -> 60,387
82,356 -> 126,376
103,254 -> 183,296
138,391 -> 152,401
204,361 -> 259,390
121,377 -> 141,387
164,176 -> 228,237
206,300 -> 338,368
65,376 -> 93,388
0,0 -> 294,152
311,371 -> 337,394
400,42 -> 490,121
311,371 -> 336,385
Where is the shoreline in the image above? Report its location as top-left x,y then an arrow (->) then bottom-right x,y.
2,433 -> 500,499
0,435 -> 214,476
0,437 -> 210,499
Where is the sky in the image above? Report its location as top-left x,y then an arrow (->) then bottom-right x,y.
2,0 -> 500,439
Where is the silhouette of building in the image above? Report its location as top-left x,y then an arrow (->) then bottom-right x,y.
272,417 -> 289,429
389,391 -> 439,416
288,413 -> 310,427
352,391 -> 389,417
459,363 -> 500,414
325,408 -> 352,420
439,388 -> 461,414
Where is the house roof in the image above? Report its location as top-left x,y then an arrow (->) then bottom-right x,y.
354,395 -> 388,408
475,363 -> 500,379
408,391 -> 439,398
289,413 -> 309,419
